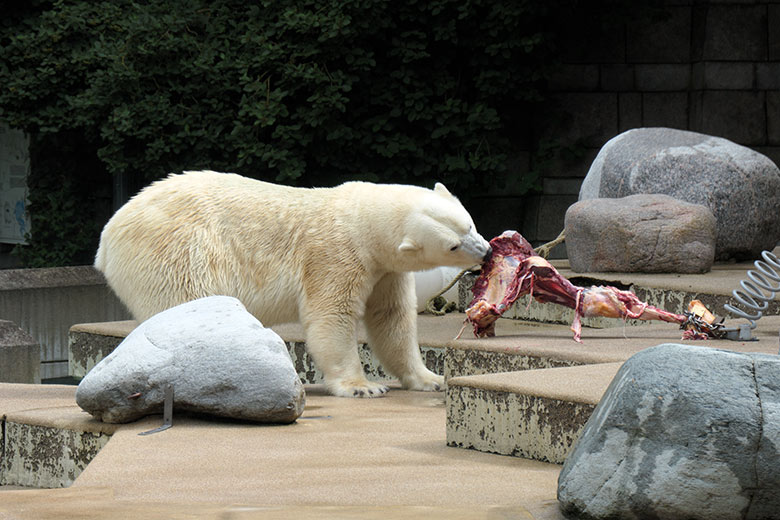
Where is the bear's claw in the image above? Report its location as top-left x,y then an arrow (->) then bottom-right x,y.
352,387 -> 387,397
401,371 -> 445,392
330,379 -> 389,398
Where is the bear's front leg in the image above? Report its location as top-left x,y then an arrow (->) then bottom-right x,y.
364,272 -> 444,391
303,314 -> 389,398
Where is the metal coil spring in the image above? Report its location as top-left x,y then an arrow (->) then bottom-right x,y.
723,250 -> 780,329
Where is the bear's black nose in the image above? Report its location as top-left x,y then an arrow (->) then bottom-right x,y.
482,246 -> 493,263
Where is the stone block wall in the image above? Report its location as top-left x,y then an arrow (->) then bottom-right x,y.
470,1 -> 780,257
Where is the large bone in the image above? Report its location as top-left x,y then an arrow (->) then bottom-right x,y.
461,231 -> 689,342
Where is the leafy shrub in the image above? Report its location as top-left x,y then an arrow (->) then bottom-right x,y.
0,0 -> 568,266
12,131 -> 111,267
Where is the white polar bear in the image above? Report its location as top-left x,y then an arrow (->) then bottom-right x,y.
95,170 -> 491,397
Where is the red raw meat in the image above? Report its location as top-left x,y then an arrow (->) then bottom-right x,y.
461,231 -> 690,342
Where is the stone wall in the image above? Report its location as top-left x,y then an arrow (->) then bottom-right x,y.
471,1 -> 780,257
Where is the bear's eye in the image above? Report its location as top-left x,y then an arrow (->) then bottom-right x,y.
450,245 -> 459,251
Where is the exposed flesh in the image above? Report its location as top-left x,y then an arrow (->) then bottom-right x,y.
461,230 -> 692,342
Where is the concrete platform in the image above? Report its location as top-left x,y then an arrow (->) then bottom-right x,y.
11,312 -> 780,518
447,363 -> 622,464
68,321 -> 137,379
8,258 -> 780,519
447,315 -> 780,378
0,383 -> 119,488
1,383 -> 564,520
446,315 -> 780,465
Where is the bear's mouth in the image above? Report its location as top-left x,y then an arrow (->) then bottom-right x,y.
458,230 -> 715,342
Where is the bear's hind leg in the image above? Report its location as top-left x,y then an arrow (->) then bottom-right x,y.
303,315 -> 389,398
364,272 -> 444,392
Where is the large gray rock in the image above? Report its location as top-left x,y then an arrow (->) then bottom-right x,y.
558,343 -> 780,520
580,127 -> 780,260
76,296 -> 305,424
565,194 -> 717,273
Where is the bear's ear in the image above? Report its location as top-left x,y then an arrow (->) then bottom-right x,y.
433,182 -> 452,197
398,237 -> 421,252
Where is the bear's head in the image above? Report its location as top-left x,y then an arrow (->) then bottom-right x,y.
398,183 -> 491,270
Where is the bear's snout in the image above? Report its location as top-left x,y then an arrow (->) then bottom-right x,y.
482,246 -> 493,263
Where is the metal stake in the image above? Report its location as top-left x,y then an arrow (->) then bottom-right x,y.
139,385 -> 174,435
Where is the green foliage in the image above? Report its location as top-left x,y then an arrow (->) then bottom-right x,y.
11,132 -> 111,267
0,0 -> 568,266
14,173 -> 96,268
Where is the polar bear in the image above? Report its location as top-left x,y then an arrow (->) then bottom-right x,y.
95,170 -> 491,397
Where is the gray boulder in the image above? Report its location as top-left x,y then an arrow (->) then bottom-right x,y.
579,127 -> 780,260
565,194 -> 716,273
76,296 -> 305,424
558,343 -> 780,520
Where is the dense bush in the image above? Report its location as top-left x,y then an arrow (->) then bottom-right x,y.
0,0 -> 568,266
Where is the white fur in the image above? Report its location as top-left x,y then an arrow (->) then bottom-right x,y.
95,170 -> 490,397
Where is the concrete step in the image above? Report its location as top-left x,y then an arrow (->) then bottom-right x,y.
446,363 -> 621,464
68,314 -> 487,382
0,384 -> 118,488
0,383 -> 564,518
68,313 -> 780,469
69,311 -> 701,382
445,314 -> 780,464
69,312 -> 627,382
68,321 -> 137,379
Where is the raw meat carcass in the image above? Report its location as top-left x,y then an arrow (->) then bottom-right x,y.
460,230 -> 706,342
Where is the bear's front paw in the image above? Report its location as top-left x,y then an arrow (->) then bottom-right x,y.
328,378 -> 389,398
401,370 -> 445,392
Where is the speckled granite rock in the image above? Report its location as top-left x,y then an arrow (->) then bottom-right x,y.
579,127 -> 780,260
558,343 -> 780,520
565,194 -> 716,273
76,296 -> 305,424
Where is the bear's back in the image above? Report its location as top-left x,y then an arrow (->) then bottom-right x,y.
95,171 -> 328,322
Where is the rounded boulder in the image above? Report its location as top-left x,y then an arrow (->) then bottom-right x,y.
76,296 -> 305,424
579,127 -> 780,260
558,343 -> 780,520
565,193 -> 716,273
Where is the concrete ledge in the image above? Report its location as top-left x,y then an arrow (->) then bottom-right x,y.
69,316 -> 458,383
284,340 -> 444,384
446,363 -> 622,464
70,313 -> 780,383
0,320 -> 40,384
0,383 -> 564,518
446,335 -> 589,381
445,342 -> 585,381
0,266 -> 131,379
2,422 -> 112,488
68,321 -> 137,379
443,315 -> 779,464
1,384 -> 118,488
0,266 -> 108,291
446,321 -> 671,381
